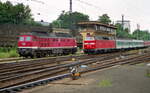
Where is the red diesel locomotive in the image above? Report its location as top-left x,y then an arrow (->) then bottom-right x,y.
18,31 -> 77,58
84,34 -> 116,54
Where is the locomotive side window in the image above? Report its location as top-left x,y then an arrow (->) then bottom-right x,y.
19,37 -> 24,41
95,36 -> 110,40
26,37 -> 31,41
103,37 -> 109,40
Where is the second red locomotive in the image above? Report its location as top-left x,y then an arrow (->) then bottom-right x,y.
18,31 -> 77,58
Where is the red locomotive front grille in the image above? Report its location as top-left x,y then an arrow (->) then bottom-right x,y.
20,42 -> 32,46
18,35 -> 37,48
84,40 -> 96,49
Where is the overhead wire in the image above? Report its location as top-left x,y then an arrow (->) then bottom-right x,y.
30,0 -> 44,4
74,0 -> 104,20
75,0 -> 101,11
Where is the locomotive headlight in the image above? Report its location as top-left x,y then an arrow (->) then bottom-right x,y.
84,43 -> 89,45
84,43 -> 95,45
22,43 -> 26,45
90,43 -> 95,45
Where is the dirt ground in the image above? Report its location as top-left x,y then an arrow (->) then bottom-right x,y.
21,63 -> 150,93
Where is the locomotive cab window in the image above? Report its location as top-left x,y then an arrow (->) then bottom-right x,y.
26,37 -> 31,41
85,37 -> 94,40
19,37 -> 24,41
102,37 -> 109,40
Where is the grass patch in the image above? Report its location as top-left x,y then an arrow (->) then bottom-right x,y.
0,48 -> 19,58
98,79 -> 112,87
136,63 -> 145,66
146,73 -> 150,77
9,49 -> 19,57
146,69 -> 150,77
0,53 -> 9,58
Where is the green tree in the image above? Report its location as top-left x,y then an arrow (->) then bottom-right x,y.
115,23 -> 131,39
51,11 -> 89,29
0,1 -> 13,23
132,30 -> 150,40
115,23 -> 150,40
0,1 -> 32,24
98,14 -> 111,24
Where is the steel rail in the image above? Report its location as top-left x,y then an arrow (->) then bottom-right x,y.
0,52 -> 149,93
0,73 -> 71,93
0,53 -> 124,88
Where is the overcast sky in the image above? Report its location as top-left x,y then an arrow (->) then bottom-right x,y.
2,0 -> 150,32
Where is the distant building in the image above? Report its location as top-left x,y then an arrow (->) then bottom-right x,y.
78,21 -> 117,41
116,20 -> 131,32
36,21 -> 50,26
52,28 -> 70,34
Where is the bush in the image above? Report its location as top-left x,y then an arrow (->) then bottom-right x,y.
0,48 -> 19,58
0,47 -> 9,52
9,49 -> 19,57
0,53 -> 9,58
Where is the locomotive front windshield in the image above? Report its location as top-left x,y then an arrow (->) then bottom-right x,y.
19,36 -> 31,41
26,37 -> 31,41
19,37 -> 24,41
85,37 -> 95,40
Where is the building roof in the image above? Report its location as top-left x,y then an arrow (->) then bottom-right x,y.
78,21 -> 117,29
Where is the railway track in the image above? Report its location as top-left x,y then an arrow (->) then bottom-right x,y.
81,53 -> 150,73
0,54 -> 87,70
0,50 -> 132,74
0,54 -> 85,64
0,53 -> 121,88
0,57 -> 22,63
0,50 -> 149,93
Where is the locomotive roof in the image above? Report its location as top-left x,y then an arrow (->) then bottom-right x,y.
116,39 -> 144,42
20,31 -> 73,38
54,33 -> 72,37
20,31 -> 49,36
